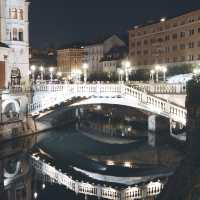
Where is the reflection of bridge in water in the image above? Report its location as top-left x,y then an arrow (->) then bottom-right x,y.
31,155 -> 165,200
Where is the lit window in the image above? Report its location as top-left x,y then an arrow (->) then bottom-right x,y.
18,28 -> 23,41
11,8 -> 17,19
13,28 -> 17,40
19,9 -> 23,20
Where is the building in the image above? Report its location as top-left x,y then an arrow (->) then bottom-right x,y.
30,47 -> 57,69
101,46 -> 128,77
57,43 -> 85,79
85,34 -> 127,75
129,9 -> 200,71
0,0 -> 30,88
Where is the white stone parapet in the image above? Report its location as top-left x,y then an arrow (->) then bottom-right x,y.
28,83 -> 187,125
31,155 -> 164,200
130,83 -> 186,94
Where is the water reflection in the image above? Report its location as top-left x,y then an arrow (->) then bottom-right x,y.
0,105 -> 185,200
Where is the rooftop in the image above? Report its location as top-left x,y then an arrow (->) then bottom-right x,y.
129,8 -> 200,31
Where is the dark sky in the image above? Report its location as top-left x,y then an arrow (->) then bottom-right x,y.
29,0 -> 200,48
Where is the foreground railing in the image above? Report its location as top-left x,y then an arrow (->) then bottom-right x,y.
31,155 -> 164,200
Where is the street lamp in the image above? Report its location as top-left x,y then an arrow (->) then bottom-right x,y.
150,69 -> 155,82
76,69 -> 82,83
57,71 -> 62,77
193,68 -> 200,75
30,65 -> 36,82
82,63 -> 89,83
39,66 -> 44,81
155,65 -> 161,83
122,60 -> 131,82
72,69 -> 82,83
118,68 -> 124,83
49,67 -> 54,83
161,66 -> 167,82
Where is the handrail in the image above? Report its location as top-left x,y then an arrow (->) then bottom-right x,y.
28,84 -> 187,125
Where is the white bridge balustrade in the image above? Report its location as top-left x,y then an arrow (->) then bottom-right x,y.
31,155 -> 164,200
29,84 -> 187,125
130,83 -> 186,94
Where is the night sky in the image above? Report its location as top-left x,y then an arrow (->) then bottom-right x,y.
29,0 -> 200,48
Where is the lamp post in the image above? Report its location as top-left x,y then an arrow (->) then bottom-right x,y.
49,67 -> 54,83
57,71 -> 62,77
193,68 -> 200,76
155,65 -> 161,83
123,60 -> 131,82
162,66 -> 167,82
76,69 -> 82,83
82,63 -> 89,83
118,68 -> 124,83
39,66 -> 44,81
30,65 -> 36,83
57,71 -> 62,83
150,70 -> 155,82
72,69 -> 82,83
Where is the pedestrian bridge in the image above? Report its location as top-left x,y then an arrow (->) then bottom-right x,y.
28,84 -> 187,125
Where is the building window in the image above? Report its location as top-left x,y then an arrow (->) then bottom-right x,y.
180,44 -> 186,50
131,33 -> 135,38
144,40 -> 148,45
198,28 -> 200,33
18,29 -> 23,41
188,42 -> 194,48
6,29 -> 11,40
13,28 -> 17,40
189,18 -> 195,23
137,41 -> 141,46
131,51 -> 135,56
189,55 -> 194,61
172,45 -> 177,51
165,46 -> 170,53
180,21 -> 185,26
158,38 -> 163,43
172,33 -> 178,39
189,29 -> 195,36
143,50 -> 148,55
19,9 -> 24,20
150,38 -> 155,44
197,55 -> 200,60
11,8 -> 17,19
180,32 -> 185,38
131,42 -> 135,47
165,35 -> 170,41
198,41 -> 200,47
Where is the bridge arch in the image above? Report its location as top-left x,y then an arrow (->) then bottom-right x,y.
2,99 -> 20,114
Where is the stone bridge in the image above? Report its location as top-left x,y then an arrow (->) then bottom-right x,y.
29,84 -> 187,126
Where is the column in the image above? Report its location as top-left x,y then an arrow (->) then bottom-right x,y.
0,161 -> 4,199
148,115 -> 171,134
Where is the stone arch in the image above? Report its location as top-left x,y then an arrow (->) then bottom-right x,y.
4,160 -> 21,179
2,99 -> 20,114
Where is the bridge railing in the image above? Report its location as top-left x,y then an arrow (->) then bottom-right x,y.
123,85 -> 187,124
29,84 -> 187,124
31,155 -> 164,200
130,83 -> 186,94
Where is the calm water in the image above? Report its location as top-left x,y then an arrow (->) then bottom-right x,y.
1,105 -> 185,200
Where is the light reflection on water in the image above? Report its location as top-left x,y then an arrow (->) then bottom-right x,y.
0,106 -> 185,200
